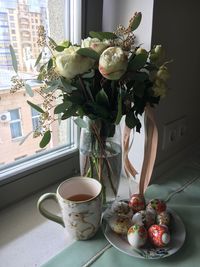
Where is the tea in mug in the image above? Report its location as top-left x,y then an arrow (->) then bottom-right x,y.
67,194 -> 94,201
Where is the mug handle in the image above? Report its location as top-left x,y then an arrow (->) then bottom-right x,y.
37,193 -> 65,227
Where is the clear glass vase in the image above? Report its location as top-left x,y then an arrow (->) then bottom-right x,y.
79,117 -> 122,204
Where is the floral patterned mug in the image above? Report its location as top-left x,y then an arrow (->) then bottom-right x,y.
37,177 -> 102,240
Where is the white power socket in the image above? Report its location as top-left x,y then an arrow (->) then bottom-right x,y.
162,116 -> 187,150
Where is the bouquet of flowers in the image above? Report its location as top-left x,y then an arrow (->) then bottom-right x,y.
10,12 -> 171,200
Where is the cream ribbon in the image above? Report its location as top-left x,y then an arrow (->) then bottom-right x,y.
139,106 -> 158,195
123,106 -> 158,195
123,125 -> 138,178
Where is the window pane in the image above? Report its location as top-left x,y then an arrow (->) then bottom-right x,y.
0,0 -> 76,170
10,109 -> 20,120
10,121 -> 22,138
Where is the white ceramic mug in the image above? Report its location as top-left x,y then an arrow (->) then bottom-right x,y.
37,177 -> 102,240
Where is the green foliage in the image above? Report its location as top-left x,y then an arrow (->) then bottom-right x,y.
24,83 -> 34,97
125,108 -> 141,132
54,46 -> 66,52
34,51 -> 43,67
77,48 -> 99,60
27,100 -> 45,113
40,130 -> 51,148
48,36 -> 57,47
89,31 -> 118,40
74,117 -> 87,128
115,92 -> 122,125
9,45 -> 18,73
54,101 -> 72,114
130,12 -> 142,31
128,53 -> 148,71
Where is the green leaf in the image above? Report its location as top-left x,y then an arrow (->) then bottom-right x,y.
48,36 -> 57,47
89,31 -> 118,40
77,48 -> 99,61
34,51 -> 43,67
54,101 -> 72,114
39,130 -> 51,148
74,117 -> 87,128
96,89 -> 109,107
125,109 -> 141,132
9,45 -> 18,73
134,81 -> 145,98
115,92 -> 122,125
47,58 -> 53,70
27,100 -> 45,113
87,103 -> 109,119
128,53 -> 148,71
54,46 -> 66,52
59,40 -> 71,48
24,83 -> 34,97
130,12 -> 142,31
60,77 -> 77,93
61,105 -> 78,120
43,81 -> 60,93
82,70 -> 95,78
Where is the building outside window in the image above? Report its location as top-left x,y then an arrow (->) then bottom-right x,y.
0,0 -> 83,209
9,108 -> 22,139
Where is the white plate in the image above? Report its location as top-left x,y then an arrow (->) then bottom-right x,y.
102,204 -> 186,259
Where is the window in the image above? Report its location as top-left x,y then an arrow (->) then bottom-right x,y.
9,109 -> 22,139
31,107 -> 40,131
0,0 -> 103,210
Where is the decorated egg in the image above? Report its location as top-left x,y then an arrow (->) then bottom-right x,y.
127,224 -> 147,248
147,199 -> 166,214
156,211 -> 171,226
111,200 -> 133,218
148,224 -> 170,247
129,194 -> 146,212
132,209 -> 155,228
108,215 -> 132,235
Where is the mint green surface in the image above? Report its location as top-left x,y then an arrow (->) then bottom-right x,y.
42,159 -> 200,267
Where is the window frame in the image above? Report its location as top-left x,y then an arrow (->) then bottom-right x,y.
0,0 -> 103,210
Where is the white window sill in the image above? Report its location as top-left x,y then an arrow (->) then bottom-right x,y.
0,183 -> 75,267
0,177 -> 137,267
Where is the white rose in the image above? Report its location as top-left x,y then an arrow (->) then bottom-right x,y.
55,46 -> 94,79
99,47 -> 128,80
81,37 -> 109,54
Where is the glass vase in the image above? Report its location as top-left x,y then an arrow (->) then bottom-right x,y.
79,117 -> 122,204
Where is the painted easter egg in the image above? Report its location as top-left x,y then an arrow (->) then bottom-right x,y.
127,224 -> 147,248
148,224 -> 170,247
129,194 -> 146,212
147,199 -> 166,214
131,209 -> 155,228
156,211 -> 171,226
108,215 -> 132,235
111,200 -> 133,218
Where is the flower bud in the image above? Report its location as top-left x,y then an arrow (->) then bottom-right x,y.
135,47 -> 148,56
156,65 -> 170,81
99,47 -> 128,80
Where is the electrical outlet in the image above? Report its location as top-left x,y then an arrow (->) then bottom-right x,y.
162,116 -> 187,150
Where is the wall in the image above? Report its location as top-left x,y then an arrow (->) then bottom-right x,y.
151,0 -> 200,167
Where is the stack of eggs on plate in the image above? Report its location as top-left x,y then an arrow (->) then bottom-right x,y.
108,194 -> 171,248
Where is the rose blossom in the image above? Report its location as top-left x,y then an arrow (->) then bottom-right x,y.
99,47 -> 128,80
81,37 -> 109,54
55,46 -> 94,79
